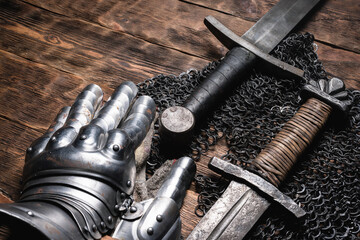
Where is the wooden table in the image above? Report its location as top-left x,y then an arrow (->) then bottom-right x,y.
0,0 -> 359,238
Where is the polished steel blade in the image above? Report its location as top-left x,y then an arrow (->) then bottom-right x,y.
242,0 -> 320,53
187,181 -> 270,240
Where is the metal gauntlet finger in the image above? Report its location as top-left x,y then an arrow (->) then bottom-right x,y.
1,82 -> 158,240
103,96 -> 156,158
154,157 -> 196,209
92,81 -> 138,132
119,96 -> 156,149
112,157 -> 196,240
26,106 -> 70,160
73,82 -> 138,151
45,84 -> 103,150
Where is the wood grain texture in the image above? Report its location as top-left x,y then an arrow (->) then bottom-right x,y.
23,0 -> 360,90
0,50 -> 92,199
0,0 -> 358,239
187,0 -> 360,53
316,42 -> 360,90
0,0 -> 208,87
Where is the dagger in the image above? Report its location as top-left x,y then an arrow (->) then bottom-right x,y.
159,0 -> 320,148
187,77 -> 352,239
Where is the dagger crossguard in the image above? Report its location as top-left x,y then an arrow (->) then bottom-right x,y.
250,77 -> 352,186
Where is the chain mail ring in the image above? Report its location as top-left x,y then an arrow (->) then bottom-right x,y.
137,33 -> 360,239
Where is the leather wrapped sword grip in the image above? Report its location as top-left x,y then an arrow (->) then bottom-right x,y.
183,46 -> 257,121
251,98 -> 332,186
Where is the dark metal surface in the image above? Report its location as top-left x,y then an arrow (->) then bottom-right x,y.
159,0 -> 320,149
209,157 -> 305,217
187,181 -> 270,240
159,106 -> 195,149
188,75 -> 350,239
112,156 -> 196,240
204,16 -> 304,80
301,77 -> 352,115
138,32 -> 360,239
242,0 -> 321,53
0,82 -> 156,239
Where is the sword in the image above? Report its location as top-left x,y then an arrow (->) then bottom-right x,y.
159,0 -> 321,148
187,77 -> 351,239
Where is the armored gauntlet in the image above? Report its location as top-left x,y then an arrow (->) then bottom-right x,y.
112,156 -> 196,240
0,82 -> 158,239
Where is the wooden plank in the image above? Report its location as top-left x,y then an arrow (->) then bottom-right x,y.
185,0 -> 360,54
0,116 -> 35,200
0,194 -> 12,203
180,190 -> 202,237
22,0 -> 360,90
24,0 -> 359,54
24,0 -> 254,60
0,0 -> 358,239
0,50 -> 90,130
0,50 -> 90,199
316,42 -> 360,90
186,0 -> 360,21
0,0 -> 208,87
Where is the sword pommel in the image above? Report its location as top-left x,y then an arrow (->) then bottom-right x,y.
301,78 -> 352,117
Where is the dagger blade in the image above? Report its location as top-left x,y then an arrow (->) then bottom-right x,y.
187,181 -> 270,240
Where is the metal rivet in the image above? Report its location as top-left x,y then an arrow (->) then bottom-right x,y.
51,136 -> 56,141
113,144 -> 120,151
120,192 -> 126,199
92,224 -> 97,232
126,180 -> 131,187
80,135 -> 87,140
115,204 -> 119,211
130,206 -> 137,213
147,227 -> 154,235
170,107 -> 176,112
119,205 -> 127,213
100,222 -> 106,229
156,215 -> 163,222
27,211 -> 33,216
26,147 -> 32,153
107,216 -> 112,223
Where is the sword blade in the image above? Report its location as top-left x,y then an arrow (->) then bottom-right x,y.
187,181 -> 270,240
242,0 -> 320,53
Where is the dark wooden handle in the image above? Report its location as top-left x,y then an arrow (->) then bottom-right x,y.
251,98 -> 332,186
183,46 -> 257,121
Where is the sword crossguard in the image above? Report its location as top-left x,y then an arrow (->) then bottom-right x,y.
159,16 -> 307,151
207,78 -> 351,220
209,157 -> 306,218
204,16 -> 305,80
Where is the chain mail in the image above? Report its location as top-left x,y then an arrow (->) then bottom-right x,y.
137,33 -> 360,239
